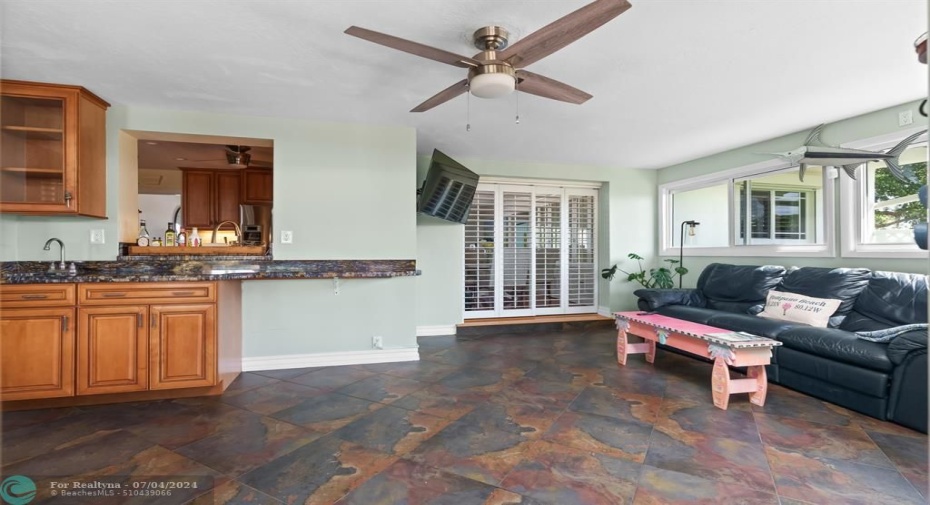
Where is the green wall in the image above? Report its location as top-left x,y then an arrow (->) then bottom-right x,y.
414,155 -> 657,329
2,105 -> 419,358
657,99 -> 928,287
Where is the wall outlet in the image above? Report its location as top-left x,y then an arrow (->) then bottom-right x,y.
372,336 -> 383,349
90,229 -> 105,244
280,230 -> 293,244
899,110 -> 914,126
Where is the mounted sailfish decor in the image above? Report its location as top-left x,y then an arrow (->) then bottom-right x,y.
767,124 -> 927,183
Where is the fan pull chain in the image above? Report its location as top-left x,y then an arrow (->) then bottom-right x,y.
466,83 -> 471,132
515,80 -> 520,125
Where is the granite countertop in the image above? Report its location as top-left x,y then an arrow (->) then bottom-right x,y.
0,259 -> 419,284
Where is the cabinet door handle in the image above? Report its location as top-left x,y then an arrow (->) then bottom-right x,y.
102,292 -> 127,298
172,291 -> 195,296
137,313 -> 143,328
151,313 -> 157,328
62,316 -> 69,332
21,294 -> 48,300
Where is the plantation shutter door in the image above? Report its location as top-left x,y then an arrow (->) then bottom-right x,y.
464,189 -> 496,317
566,190 -> 598,312
501,188 -> 534,315
535,190 -> 563,314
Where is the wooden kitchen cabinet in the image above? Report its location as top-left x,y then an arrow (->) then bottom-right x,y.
0,80 -> 109,217
77,305 -> 148,395
181,168 -> 241,230
1,281 -> 239,408
78,282 -> 217,391
0,284 -> 76,400
150,304 -> 216,389
240,168 -> 273,205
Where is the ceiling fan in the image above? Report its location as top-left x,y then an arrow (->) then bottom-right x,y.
344,0 -> 632,112
184,145 -> 272,169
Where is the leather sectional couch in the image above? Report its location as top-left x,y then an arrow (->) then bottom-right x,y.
635,263 -> 928,433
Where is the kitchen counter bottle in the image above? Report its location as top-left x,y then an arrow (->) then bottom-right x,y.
165,223 -> 176,247
177,227 -> 187,247
137,220 -> 151,246
190,227 -> 201,247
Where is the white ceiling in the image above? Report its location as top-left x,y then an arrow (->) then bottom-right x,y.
2,0 -> 926,169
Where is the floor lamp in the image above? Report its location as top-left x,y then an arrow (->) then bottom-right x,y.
679,220 -> 700,288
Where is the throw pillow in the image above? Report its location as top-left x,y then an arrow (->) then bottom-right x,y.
757,291 -> 842,328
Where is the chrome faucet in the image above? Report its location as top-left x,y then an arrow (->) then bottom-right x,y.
43,238 -> 66,269
211,221 -> 242,245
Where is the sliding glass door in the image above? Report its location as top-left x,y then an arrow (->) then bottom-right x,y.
464,183 -> 598,318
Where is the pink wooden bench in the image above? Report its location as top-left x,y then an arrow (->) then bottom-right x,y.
614,311 -> 782,410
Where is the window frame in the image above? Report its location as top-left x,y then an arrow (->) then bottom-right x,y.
659,158 -> 835,258
839,128 -> 927,259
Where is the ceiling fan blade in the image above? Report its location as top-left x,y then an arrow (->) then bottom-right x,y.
345,26 -> 479,68
515,70 -> 592,104
411,80 -> 469,112
498,0 -> 632,68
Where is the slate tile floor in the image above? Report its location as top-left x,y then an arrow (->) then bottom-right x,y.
2,327 -> 927,504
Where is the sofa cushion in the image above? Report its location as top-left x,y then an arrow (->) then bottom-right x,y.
842,271 -> 928,328
696,264 -> 786,313
778,266 -> 871,318
758,291 -> 842,328
776,327 -> 893,372
704,312 -> 808,339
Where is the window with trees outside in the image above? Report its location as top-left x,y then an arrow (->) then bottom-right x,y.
841,133 -> 927,258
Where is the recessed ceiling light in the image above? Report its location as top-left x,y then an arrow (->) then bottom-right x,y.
146,141 -> 158,145
175,157 -> 186,161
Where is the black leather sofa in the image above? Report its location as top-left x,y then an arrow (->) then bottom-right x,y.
635,263 -> 928,433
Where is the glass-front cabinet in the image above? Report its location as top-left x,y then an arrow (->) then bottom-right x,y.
0,80 -> 109,217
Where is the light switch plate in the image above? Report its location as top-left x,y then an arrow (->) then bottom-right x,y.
90,229 -> 105,244
281,230 -> 293,244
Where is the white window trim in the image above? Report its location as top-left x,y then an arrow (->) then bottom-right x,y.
839,127 -> 927,259
659,158 -> 835,258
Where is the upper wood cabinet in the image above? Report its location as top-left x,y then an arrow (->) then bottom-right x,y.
241,168 -> 273,205
181,168 -> 241,230
0,80 -> 109,217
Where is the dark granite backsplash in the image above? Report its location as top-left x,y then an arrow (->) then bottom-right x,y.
1,259 -> 419,284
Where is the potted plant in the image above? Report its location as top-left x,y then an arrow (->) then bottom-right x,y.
601,253 -> 688,289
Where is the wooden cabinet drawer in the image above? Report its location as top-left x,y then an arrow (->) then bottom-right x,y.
78,282 -> 215,305
1,284 -> 76,308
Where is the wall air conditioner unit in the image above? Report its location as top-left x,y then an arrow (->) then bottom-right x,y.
416,149 -> 479,224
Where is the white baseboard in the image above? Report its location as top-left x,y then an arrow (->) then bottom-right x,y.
416,325 -> 457,337
242,347 -> 419,372
598,306 -> 614,318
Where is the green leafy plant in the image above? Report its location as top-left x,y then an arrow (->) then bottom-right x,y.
601,253 -> 688,289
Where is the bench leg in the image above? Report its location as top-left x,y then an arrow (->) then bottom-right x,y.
617,329 -> 657,366
747,365 -> 768,406
711,357 -> 731,410
645,339 -> 656,364
617,328 -> 629,366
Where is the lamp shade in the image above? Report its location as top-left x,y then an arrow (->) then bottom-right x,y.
469,72 -> 515,99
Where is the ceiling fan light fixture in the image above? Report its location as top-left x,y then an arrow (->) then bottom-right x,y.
468,64 -> 516,99
225,151 -> 251,167
225,145 -> 252,167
